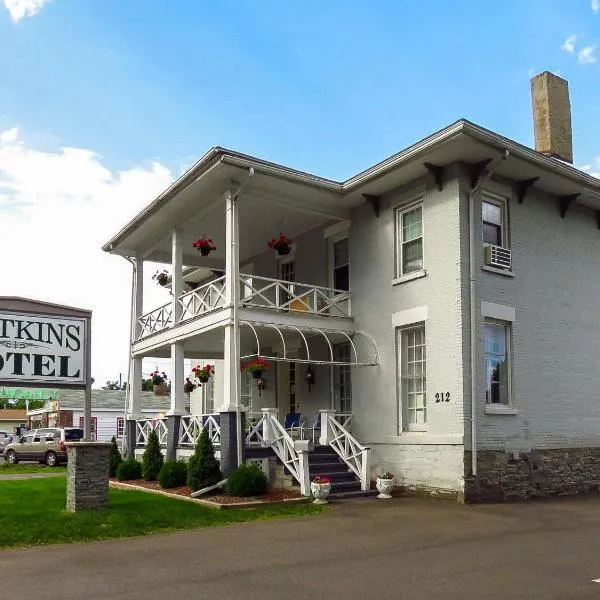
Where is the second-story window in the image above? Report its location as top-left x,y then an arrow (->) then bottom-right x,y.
395,204 -> 423,277
333,238 -> 349,291
482,198 -> 506,247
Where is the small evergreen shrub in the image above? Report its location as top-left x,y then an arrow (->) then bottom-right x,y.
116,459 -> 142,481
187,428 -> 222,492
141,430 -> 164,481
226,463 -> 268,497
109,436 -> 123,477
158,460 -> 188,489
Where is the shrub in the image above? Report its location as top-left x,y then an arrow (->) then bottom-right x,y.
141,430 -> 164,481
187,428 -> 222,492
109,436 -> 123,477
226,463 -> 268,497
158,460 -> 188,489
116,459 -> 142,481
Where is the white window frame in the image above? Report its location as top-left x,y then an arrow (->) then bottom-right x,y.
116,417 -> 125,438
483,319 -> 512,406
482,194 -> 508,248
398,323 -> 427,432
202,376 -> 215,414
333,343 -> 352,414
395,201 -> 424,278
328,233 -> 350,292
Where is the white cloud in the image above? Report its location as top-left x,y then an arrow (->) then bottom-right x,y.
3,0 -> 52,21
593,0 -> 600,13
578,44 -> 598,64
561,33 -> 580,54
580,158 -> 600,178
0,127 -> 175,387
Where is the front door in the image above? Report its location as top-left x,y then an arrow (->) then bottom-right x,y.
278,359 -> 300,418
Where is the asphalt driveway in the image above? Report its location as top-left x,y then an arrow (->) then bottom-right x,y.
2,495 -> 600,600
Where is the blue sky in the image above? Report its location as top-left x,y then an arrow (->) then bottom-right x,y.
1,0 -> 599,384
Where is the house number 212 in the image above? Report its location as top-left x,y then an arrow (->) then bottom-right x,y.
435,392 -> 450,403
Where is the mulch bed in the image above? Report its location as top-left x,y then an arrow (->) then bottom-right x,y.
110,478 -> 303,505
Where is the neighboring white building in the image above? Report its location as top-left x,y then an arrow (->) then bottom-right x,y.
103,72 -> 600,501
27,390 -> 170,443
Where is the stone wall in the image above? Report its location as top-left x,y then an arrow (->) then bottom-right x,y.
464,448 -> 600,502
66,442 -> 111,512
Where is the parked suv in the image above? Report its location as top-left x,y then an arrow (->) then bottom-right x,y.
3,428 -> 84,466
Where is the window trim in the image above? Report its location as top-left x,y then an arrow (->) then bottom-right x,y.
394,200 -> 424,279
397,323 -> 427,432
329,234 -> 350,292
116,417 -> 125,438
482,194 -> 509,249
483,319 -> 513,407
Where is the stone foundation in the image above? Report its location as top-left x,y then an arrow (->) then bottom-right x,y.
464,448 -> 600,503
66,442 -> 111,512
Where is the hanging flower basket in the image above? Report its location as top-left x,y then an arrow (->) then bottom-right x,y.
242,358 -> 270,379
267,234 -> 292,256
151,371 -> 168,396
152,269 -> 170,287
184,378 -> 196,394
192,236 -> 217,257
191,364 -> 215,385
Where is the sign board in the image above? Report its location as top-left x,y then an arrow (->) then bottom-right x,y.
0,387 -> 59,400
0,312 -> 87,385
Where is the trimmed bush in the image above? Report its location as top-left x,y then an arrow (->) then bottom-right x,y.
226,463 -> 268,497
187,428 -> 222,492
158,460 -> 188,489
109,436 -> 123,477
116,459 -> 142,481
141,430 -> 164,481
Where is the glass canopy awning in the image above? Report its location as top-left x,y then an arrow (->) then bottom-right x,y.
239,320 -> 379,366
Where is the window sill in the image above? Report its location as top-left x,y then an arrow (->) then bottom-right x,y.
484,405 -> 518,415
482,265 -> 515,277
392,270 -> 427,286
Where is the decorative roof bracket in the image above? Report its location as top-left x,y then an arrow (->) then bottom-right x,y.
468,159 -> 493,189
558,194 -> 579,218
423,162 -> 444,191
363,194 -> 380,218
516,178 -> 539,204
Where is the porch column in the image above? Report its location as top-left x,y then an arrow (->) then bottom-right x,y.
318,409 -> 337,446
171,227 -> 183,323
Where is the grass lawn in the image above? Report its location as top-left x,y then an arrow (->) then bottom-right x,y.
0,464 -> 67,475
0,477 -> 325,549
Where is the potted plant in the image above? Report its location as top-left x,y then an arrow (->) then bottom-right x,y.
267,233 -> 293,256
184,377 -> 196,394
376,471 -> 394,499
311,475 -> 331,504
152,269 -> 170,287
151,371 -> 168,396
192,236 -> 217,257
241,358 -> 270,380
191,364 -> 215,385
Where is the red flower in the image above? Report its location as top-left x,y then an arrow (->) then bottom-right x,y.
192,236 -> 217,251
241,358 -> 270,373
267,233 -> 292,250
312,475 -> 331,484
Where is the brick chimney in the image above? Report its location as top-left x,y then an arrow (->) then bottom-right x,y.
530,71 -> 573,163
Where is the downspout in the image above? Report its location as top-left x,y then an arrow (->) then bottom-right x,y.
468,150 -> 509,477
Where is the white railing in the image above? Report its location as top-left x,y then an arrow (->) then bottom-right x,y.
245,412 -> 266,446
137,304 -> 173,339
179,414 -> 221,447
262,409 -> 310,496
321,411 -> 370,491
178,276 -> 226,323
334,412 -> 353,431
240,274 -> 351,318
136,418 -> 168,446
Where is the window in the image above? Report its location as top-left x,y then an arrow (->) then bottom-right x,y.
240,373 -> 254,411
332,238 -> 349,291
399,324 -> 427,430
484,320 -> 511,405
482,198 -> 506,247
396,204 -> 423,277
203,376 -> 215,414
116,418 -> 125,438
334,343 -> 352,414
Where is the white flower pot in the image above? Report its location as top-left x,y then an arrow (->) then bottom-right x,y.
376,477 -> 394,499
311,482 -> 331,504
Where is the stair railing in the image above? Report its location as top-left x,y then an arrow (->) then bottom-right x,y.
260,408 -> 310,496
319,409 -> 371,491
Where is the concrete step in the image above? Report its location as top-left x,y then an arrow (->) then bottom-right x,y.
328,489 -> 379,500
308,462 -> 350,473
312,470 -> 356,483
330,480 -> 362,493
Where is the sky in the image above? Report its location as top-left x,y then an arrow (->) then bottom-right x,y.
1,0 -> 600,387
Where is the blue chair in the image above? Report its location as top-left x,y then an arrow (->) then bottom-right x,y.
284,412 -> 305,440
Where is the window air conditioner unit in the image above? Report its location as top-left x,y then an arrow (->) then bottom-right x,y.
484,245 -> 512,270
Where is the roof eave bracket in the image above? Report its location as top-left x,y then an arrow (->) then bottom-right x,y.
558,194 -> 579,218
363,194 -> 381,218
423,162 -> 444,191
516,177 -> 539,204
468,159 -> 493,189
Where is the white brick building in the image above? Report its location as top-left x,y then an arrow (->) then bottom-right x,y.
104,72 -> 600,500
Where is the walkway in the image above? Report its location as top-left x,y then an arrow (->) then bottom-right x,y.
3,495 -> 600,599
0,472 -> 65,481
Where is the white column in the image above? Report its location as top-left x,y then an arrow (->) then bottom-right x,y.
168,229 -> 186,415
128,258 -> 144,418
222,189 -> 241,412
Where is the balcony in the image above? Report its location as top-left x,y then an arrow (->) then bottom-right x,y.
137,274 -> 352,341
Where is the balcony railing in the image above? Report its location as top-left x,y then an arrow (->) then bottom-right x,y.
136,273 -> 351,340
